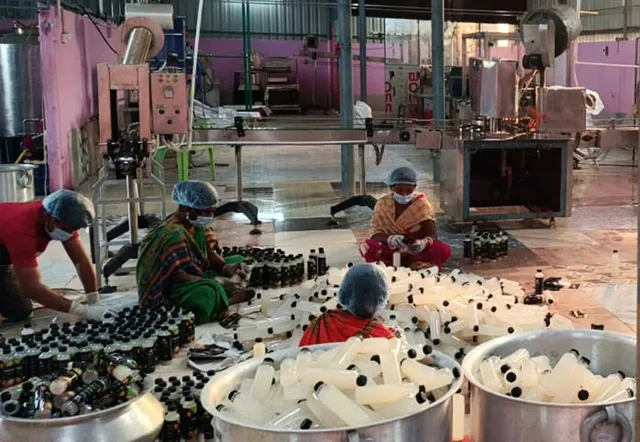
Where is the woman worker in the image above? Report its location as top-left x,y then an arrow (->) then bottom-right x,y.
0,189 -> 108,321
299,264 -> 395,346
360,166 -> 451,270
136,180 -> 254,323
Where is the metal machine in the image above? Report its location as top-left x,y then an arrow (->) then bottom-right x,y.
439,5 -> 584,224
92,5 -> 189,290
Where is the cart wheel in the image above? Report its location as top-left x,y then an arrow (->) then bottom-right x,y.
327,218 -> 339,226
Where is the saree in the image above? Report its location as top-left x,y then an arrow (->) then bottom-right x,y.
361,193 -> 451,269
136,217 -> 233,323
299,309 -> 395,347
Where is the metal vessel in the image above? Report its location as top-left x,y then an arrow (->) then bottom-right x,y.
201,344 -> 463,442
0,164 -> 37,202
462,330 -> 636,442
0,29 -> 42,137
520,4 -> 582,57
0,390 -> 163,442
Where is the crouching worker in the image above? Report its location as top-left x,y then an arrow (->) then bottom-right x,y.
299,264 -> 395,346
136,180 -> 254,324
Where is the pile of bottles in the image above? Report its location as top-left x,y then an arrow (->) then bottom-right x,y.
216,336 -> 459,429
152,372 -> 215,442
220,246 -> 328,289
475,348 -> 636,403
0,305 -> 196,419
228,265 -> 569,360
463,226 -> 509,264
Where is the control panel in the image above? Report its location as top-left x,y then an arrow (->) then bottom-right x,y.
150,72 -> 188,135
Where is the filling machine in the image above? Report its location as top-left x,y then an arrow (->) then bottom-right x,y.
91,4 -> 188,290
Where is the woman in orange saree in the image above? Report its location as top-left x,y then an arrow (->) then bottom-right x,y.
360,167 -> 451,270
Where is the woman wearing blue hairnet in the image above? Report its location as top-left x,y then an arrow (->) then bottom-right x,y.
360,166 -> 451,270
299,264 -> 395,346
136,180 -> 254,324
0,189 -> 109,321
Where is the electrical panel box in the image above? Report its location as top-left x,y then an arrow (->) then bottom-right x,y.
150,72 -> 188,135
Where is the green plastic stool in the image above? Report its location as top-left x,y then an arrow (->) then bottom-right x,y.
154,145 -> 216,182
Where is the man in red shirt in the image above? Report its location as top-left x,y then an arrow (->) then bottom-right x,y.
0,189 -> 110,321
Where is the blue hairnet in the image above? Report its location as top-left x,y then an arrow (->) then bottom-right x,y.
43,189 -> 95,230
338,264 -> 391,318
387,167 -> 417,186
172,180 -> 219,210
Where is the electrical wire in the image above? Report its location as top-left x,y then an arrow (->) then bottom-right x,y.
79,5 -> 117,54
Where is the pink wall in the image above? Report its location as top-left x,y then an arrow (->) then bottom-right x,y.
196,38 -> 386,110
38,8 -> 117,190
576,40 -> 637,115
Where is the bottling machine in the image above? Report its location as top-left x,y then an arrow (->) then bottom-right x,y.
440,4 -> 584,224
92,5 -> 188,289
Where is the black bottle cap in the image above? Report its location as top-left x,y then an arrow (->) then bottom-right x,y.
505,371 -> 517,383
452,367 -> 461,379
356,375 -> 368,387
511,387 -> 522,398
155,378 -> 164,385
308,315 -> 316,322
411,317 -> 419,324
313,381 -> 325,392
233,341 -> 243,351
227,390 -> 239,401
490,306 -> 497,313
255,337 -> 263,343
500,364 -> 510,374
476,303 -> 483,310
618,370 -> 627,379
263,357 -> 275,365
433,338 -> 440,345
422,344 -> 432,355
300,418 -> 313,430
451,316 -> 458,322
182,376 -> 191,382
577,389 -> 589,401
442,300 -> 450,307
216,404 -> 225,412
416,391 -> 428,404
444,327 -> 451,334
320,306 -> 327,313
473,325 -> 480,332
579,356 -> 591,366
407,295 -> 414,304
507,327 -> 515,334
407,349 -> 417,359
370,354 -> 381,364
347,364 -> 357,371
570,348 -> 580,357
169,376 -> 177,382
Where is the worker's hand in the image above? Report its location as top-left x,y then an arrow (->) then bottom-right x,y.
222,263 -> 244,278
407,237 -> 433,255
387,235 -> 407,251
69,301 -> 113,321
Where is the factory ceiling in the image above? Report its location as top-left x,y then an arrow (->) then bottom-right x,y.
354,0 -> 527,24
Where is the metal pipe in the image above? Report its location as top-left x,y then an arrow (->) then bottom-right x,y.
186,0 -> 205,155
461,37 -> 468,97
636,37 -> 640,436
358,144 -> 366,194
576,61 -> 640,69
338,0 -> 355,197
122,27 -> 153,65
431,0 -> 445,183
359,0 -> 367,102
235,145 -> 244,201
624,0 -> 629,40
126,175 -> 140,244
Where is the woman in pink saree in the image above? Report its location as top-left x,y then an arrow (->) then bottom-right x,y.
360,167 -> 451,270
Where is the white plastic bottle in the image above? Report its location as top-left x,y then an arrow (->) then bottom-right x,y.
611,250 -> 620,276
534,269 -> 544,295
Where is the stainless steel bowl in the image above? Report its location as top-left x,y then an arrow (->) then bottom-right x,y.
201,344 -> 463,442
0,389 -> 164,442
462,329 -> 636,442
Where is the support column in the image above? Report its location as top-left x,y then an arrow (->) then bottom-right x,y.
359,0 -> 367,102
431,0 -> 445,183
338,0 -> 355,197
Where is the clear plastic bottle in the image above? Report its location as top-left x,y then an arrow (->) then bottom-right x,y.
307,250 -> 317,280
20,323 -> 35,344
24,343 -> 41,378
12,346 -> 26,385
54,346 -> 71,372
37,346 -> 54,377
89,339 -> 104,369
317,247 -> 327,276
535,269 -> 544,295
463,236 -> 472,260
